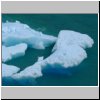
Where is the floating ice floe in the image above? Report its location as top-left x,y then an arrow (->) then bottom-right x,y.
44,30 -> 94,68
2,43 -> 27,62
11,30 -> 94,79
12,57 -> 43,79
43,45 -> 87,68
2,63 -> 20,77
2,21 -> 57,49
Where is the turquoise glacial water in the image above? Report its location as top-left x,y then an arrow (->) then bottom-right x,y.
2,14 -> 98,86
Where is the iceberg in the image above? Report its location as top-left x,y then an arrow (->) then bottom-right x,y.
2,63 -> 20,77
2,21 -> 57,49
2,43 -> 27,62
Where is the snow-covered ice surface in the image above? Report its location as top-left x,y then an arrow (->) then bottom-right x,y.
44,45 -> 87,68
52,30 -> 94,52
2,21 -> 94,79
2,21 -> 57,49
2,63 -> 20,77
44,30 -> 94,68
2,43 -> 27,62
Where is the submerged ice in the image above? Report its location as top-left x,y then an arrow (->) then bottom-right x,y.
2,21 -> 94,79
2,21 -> 57,49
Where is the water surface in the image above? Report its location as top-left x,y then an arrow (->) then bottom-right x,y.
2,14 -> 98,86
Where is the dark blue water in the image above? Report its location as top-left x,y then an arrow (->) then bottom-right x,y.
2,14 -> 98,86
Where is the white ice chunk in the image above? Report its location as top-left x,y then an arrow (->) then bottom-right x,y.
2,21 -> 57,49
44,45 -> 87,68
2,46 -> 11,62
38,56 -> 44,62
2,63 -> 20,77
2,43 -> 27,62
43,30 -> 94,68
12,58 -> 43,79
